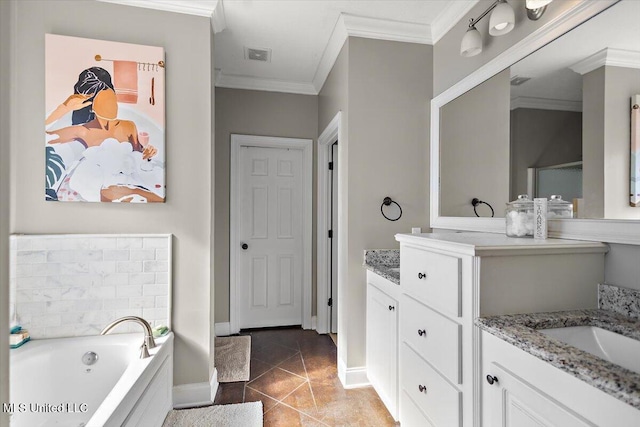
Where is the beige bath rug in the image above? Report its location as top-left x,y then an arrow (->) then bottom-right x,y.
163,402 -> 263,427
215,335 -> 251,382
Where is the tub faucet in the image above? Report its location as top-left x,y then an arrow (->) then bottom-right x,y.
100,316 -> 157,358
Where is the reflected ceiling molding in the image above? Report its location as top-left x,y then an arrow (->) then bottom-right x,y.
215,72 -> 318,96
97,0 -> 227,33
510,96 -> 582,112
569,48 -> 640,75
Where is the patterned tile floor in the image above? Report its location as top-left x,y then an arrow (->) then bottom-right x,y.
214,327 -> 397,426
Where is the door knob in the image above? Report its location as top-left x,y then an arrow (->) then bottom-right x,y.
241,243 -> 248,250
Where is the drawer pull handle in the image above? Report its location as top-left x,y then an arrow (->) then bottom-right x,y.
417,272 -> 427,280
388,305 -> 395,311
417,329 -> 427,337
418,384 -> 427,393
486,375 -> 498,385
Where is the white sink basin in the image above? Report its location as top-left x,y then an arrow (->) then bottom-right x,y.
539,326 -> 640,374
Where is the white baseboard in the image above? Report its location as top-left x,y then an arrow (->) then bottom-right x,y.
338,357 -> 370,389
311,316 -> 317,330
173,371 -> 219,409
214,322 -> 231,337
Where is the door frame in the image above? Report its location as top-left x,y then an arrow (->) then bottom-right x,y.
230,134 -> 313,334
316,112 -> 341,334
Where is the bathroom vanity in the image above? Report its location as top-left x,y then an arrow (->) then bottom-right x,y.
394,232 -> 608,427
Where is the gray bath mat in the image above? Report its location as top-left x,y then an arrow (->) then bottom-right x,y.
215,335 -> 251,382
163,402 -> 263,427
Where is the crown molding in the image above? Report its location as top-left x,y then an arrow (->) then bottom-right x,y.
215,72 -> 318,95
511,96 -> 582,112
342,13 -> 432,45
430,0 -> 481,44
97,0 -> 226,32
569,48 -> 640,75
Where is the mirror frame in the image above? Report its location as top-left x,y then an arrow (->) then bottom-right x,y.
430,0 -> 640,245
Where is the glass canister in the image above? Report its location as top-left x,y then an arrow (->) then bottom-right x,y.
548,194 -> 573,219
505,194 -> 534,237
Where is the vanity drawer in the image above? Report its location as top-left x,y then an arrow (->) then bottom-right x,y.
401,295 -> 461,384
400,389 -> 435,427
400,342 -> 461,427
401,246 -> 461,317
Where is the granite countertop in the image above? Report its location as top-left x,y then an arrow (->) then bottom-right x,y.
476,309 -> 640,409
363,249 -> 400,285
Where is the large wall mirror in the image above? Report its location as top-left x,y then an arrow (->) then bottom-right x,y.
432,0 -> 640,243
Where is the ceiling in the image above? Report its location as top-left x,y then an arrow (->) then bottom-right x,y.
99,0 -> 480,95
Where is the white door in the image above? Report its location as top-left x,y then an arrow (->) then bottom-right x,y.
237,145 -> 304,328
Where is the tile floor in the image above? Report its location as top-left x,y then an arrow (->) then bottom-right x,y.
214,327 -> 397,426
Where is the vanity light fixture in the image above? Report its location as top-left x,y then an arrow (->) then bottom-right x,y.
460,0 -> 515,57
526,0 -> 553,20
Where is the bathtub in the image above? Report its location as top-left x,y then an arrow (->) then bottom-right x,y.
9,332 -> 173,427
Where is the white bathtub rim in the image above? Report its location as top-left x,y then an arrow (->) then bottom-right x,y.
87,332 -> 173,427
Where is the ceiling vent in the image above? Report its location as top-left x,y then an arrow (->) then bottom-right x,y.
245,47 -> 271,63
510,76 -> 532,86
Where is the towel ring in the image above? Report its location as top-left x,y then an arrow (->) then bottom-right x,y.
381,197 -> 403,221
471,198 -> 495,217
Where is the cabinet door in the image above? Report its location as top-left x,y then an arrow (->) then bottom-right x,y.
366,282 -> 398,419
485,363 -> 596,427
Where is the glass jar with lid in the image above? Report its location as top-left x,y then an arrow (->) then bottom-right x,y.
548,195 -> 573,218
505,194 -> 534,237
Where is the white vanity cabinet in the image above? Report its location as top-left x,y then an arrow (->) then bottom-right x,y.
481,331 -> 640,427
395,232 -> 608,427
366,270 -> 399,421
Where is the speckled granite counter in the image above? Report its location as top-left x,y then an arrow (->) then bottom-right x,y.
476,309 -> 640,409
363,249 -> 399,285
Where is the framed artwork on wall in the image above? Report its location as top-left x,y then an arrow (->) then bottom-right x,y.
45,34 -> 165,203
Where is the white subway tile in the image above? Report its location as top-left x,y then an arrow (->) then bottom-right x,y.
46,250 -> 76,263
16,313 -> 31,325
16,276 -> 47,289
34,263 -> 62,276
88,287 -> 116,299
117,237 -> 143,249
130,297 -> 155,309
10,236 -> 17,250
60,287 -> 88,300
73,300 -> 103,312
142,307 -> 168,321
89,261 -> 117,276
103,250 -> 130,261
130,249 -> 156,261
45,300 -> 76,313
155,296 -> 169,308
26,327 -> 46,339
88,238 -> 118,250
155,249 -> 169,261
103,298 -> 130,310
117,261 -> 143,274
143,284 -> 167,297
60,263 -> 90,275
31,313 -> 62,328
75,250 -> 104,262
143,237 -> 167,249
14,264 -> 32,278
116,285 -> 142,298
48,325 -> 76,338
17,302 -> 47,314
155,272 -> 169,285
16,251 -> 46,264
143,261 -> 168,273
20,288 -> 62,302
129,273 -> 155,285
104,274 -> 129,286
115,308 -> 142,319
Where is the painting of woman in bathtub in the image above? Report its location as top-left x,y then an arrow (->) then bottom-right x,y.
45,34 -> 165,203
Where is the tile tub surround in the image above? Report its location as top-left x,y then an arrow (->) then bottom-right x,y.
476,310 -> 640,409
10,234 -> 171,339
599,283 -> 640,319
363,249 -> 399,285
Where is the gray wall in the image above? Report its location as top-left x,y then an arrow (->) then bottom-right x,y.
605,244 -> 640,291
0,1 -> 13,424
319,37 -> 431,369
510,108 -> 582,199
433,0 -> 581,96
582,67 -> 606,218
214,88 -> 318,323
440,69 -> 510,217
11,0 -> 213,386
